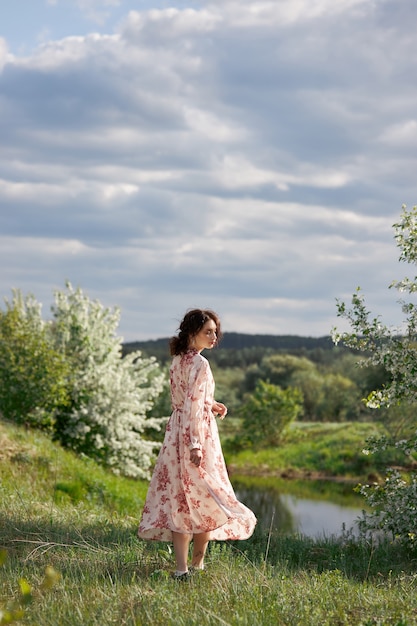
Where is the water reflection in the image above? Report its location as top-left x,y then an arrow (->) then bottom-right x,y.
234,477 -> 364,538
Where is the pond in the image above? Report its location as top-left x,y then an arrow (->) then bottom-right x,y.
233,476 -> 365,539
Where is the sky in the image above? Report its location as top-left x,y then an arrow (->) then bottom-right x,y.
1,0 -> 416,342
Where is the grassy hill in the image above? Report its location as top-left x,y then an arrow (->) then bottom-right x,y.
1,418 -> 417,625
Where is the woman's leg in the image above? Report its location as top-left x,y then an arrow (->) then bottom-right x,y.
191,532 -> 211,569
172,531 -> 192,572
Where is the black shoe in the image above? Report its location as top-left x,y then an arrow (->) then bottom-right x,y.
172,571 -> 191,582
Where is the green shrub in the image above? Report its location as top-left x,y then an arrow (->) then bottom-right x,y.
0,292 -> 69,429
230,380 -> 303,450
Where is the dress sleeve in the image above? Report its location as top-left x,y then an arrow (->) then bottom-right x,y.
183,357 -> 209,450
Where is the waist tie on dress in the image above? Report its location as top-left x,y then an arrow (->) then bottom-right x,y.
171,405 -> 212,424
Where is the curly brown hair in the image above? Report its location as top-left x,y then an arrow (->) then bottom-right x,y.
169,309 -> 222,356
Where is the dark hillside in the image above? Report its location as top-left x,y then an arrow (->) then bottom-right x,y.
123,333 -> 339,365
220,333 -> 334,351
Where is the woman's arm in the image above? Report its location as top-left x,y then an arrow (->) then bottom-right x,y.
183,358 -> 207,455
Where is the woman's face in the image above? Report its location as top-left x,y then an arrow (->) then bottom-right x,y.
193,318 -> 218,352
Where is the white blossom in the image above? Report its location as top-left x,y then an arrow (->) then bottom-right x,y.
51,282 -> 166,478
335,206 -> 417,545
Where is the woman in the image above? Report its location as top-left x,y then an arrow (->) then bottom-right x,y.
138,308 -> 256,579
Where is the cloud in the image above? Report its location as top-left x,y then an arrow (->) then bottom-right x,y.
206,0 -> 371,28
121,6 -> 221,43
379,119 -> 417,148
0,37 -> 9,72
69,0 -> 123,25
0,0 -> 415,340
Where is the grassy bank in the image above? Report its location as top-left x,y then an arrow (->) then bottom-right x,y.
1,419 -> 417,625
224,420 -> 408,481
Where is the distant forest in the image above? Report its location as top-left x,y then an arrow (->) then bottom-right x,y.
123,334 -> 390,423
123,333 -> 346,368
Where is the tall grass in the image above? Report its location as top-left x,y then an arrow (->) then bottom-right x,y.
1,419 -> 417,625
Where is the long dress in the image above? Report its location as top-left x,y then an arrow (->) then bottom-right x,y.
138,349 -> 256,541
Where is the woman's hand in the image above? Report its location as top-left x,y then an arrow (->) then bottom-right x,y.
212,401 -> 227,420
190,448 -> 202,467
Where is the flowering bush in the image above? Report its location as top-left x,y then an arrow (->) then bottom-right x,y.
51,283 -> 166,478
356,469 -> 417,542
333,205 -> 417,544
0,283 -> 166,478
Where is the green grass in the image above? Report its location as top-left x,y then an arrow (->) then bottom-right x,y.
2,419 -> 417,625
225,421 -> 407,481
0,420 -> 148,517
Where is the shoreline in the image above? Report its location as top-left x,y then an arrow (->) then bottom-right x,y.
227,463 -> 416,485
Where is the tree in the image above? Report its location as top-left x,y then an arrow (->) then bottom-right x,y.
290,368 -> 325,420
243,353 -> 316,391
0,291 -> 68,428
241,353 -> 361,421
50,283 -> 166,478
315,373 -> 360,422
333,205 -> 417,544
231,380 -> 303,450
0,284 -> 166,479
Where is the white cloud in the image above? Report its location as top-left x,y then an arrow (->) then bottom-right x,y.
0,37 -> 9,72
379,120 -> 417,146
15,34 -> 100,69
207,0 -> 370,28
0,178 -> 77,203
0,0 -> 415,340
212,155 -> 351,191
121,7 -> 221,43
0,235 -> 88,257
76,0 -> 122,25
183,107 -> 246,143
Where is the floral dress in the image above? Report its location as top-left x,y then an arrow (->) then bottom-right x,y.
138,349 -> 256,541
